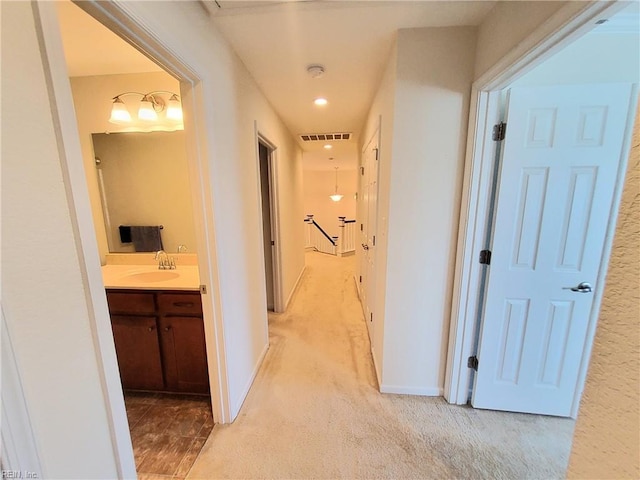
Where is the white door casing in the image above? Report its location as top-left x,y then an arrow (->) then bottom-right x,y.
472,84 -> 635,416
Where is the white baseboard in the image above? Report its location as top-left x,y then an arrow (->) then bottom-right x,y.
370,347 -> 382,388
354,275 -> 362,300
380,385 -> 443,396
231,342 -> 269,420
285,265 -> 306,310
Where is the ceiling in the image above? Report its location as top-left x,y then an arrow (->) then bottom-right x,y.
207,0 -> 497,169
56,1 -> 163,77
57,0 -> 499,170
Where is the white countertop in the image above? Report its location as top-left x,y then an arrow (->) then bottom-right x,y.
101,264 -> 200,291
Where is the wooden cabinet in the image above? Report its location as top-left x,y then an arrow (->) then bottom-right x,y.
106,290 -> 209,395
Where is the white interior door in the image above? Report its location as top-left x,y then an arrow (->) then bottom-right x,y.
472,84 -> 635,416
359,132 -> 379,338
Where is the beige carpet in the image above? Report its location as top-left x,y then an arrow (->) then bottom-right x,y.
187,252 -> 574,479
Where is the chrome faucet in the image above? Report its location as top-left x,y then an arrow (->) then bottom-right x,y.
154,250 -> 176,270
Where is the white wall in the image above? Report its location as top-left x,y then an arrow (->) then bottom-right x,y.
359,39 -> 397,383
359,27 -> 476,394
1,2 -> 121,476
513,31 -> 640,86
70,72 -> 183,262
303,169 -> 357,238
385,27 -> 477,393
567,103 -> 640,479
474,1 -> 569,79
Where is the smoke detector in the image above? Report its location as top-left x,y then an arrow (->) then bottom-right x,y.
307,64 -> 325,78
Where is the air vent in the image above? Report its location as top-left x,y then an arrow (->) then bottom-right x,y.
299,132 -> 352,142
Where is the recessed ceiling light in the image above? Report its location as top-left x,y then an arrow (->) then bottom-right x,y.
314,98 -> 328,106
324,144 -> 332,150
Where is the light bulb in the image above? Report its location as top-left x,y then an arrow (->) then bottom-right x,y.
166,94 -> 183,121
109,98 -> 131,124
314,98 -> 328,106
138,96 -> 158,121
329,194 -> 343,202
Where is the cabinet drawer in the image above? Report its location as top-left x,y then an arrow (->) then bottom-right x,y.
106,291 -> 155,314
158,293 -> 202,315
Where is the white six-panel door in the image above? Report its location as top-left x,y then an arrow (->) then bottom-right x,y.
472,84 -> 635,416
359,131 -> 379,339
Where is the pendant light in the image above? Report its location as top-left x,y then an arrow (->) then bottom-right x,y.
329,166 -> 343,202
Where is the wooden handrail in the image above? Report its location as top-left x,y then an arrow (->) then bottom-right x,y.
311,220 -> 336,246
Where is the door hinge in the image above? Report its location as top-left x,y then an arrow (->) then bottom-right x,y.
271,240 -> 275,246
200,284 -> 207,295
370,312 -> 373,323
374,148 -> 379,161
479,249 -> 492,265
468,355 -> 478,371
360,223 -> 363,231
359,275 -> 362,283
492,122 -> 506,141
361,166 -> 365,175
372,235 -> 376,247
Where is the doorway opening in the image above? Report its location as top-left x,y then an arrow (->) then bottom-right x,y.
258,140 -> 277,311
446,1 -> 638,418
37,1 -> 232,476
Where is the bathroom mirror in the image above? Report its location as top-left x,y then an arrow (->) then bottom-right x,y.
92,131 -> 197,254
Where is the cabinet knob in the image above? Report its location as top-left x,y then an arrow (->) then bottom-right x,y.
164,326 -> 172,332
148,326 -> 155,332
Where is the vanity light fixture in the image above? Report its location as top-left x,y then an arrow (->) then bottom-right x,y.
109,91 -> 183,125
329,166 -> 344,202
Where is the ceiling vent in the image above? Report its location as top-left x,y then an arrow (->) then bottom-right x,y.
299,132 -> 352,142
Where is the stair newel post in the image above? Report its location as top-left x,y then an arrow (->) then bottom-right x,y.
338,216 -> 346,257
332,236 -> 339,256
305,214 -> 314,248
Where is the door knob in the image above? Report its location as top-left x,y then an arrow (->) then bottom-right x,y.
563,282 -> 592,293
362,244 -> 369,250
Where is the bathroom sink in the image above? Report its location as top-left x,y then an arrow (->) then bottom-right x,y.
122,270 -> 181,283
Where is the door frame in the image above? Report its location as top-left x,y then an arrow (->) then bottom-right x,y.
35,1 -> 232,476
255,128 -> 284,313
445,0 -> 638,417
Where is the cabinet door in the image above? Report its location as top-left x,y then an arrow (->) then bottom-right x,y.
111,315 -> 164,391
159,316 -> 209,394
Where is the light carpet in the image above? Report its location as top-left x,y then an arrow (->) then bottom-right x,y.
187,252 -> 574,479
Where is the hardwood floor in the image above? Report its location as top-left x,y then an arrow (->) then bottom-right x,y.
124,392 -> 213,479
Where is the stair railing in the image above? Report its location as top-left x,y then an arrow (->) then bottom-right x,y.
304,215 -> 337,255
305,215 -> 356,256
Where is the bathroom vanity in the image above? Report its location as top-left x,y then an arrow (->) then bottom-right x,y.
102,259 -> 209,395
